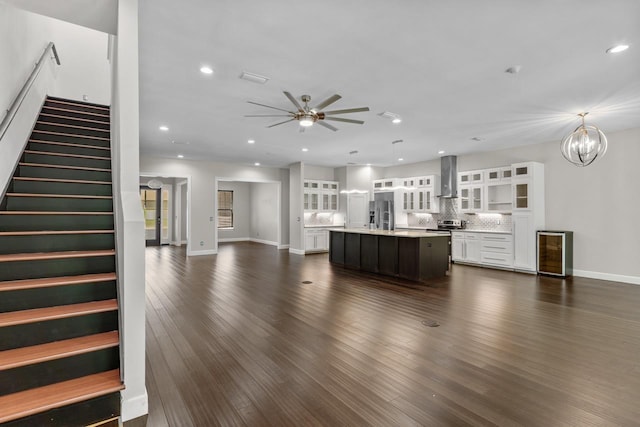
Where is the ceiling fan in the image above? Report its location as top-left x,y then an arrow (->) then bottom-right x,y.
245,92 -> 369,131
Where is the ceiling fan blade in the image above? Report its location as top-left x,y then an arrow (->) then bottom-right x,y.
283,91 -> 304,112
267,118 -> 295,128
247,101 -> 294,114
316,121 -> 338,131
324,117 -> 365,125
323,107 -> 370,115
313,94 -> 342,111
244,114 -> 293,117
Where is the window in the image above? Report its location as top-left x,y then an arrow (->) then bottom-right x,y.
218,190 -> 233,228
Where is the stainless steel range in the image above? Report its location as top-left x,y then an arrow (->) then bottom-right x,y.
436,219 -> 466,231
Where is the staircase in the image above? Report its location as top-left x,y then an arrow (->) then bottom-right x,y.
0,97 -> 123,426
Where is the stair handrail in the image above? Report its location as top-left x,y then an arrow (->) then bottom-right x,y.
0,42 -> 61,141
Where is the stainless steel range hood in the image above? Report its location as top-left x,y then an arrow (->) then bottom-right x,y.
440,155 -> 457,198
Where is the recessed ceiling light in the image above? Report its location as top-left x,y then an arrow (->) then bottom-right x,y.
438,150 -> 445,154
366,163 -> 371,166
254,162 -> 260,166
159,125 -> 169,131
248,139 -> 255,144
398,158 -> 404,162
302,148 -> 308,152
392,118 -> 402,124
200,66 -> 213,74
606,44 -> 629,54
177,154 -> 184,158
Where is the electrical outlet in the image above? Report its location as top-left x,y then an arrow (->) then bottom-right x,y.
200,241 -> 204,246
209,217 -> 213,221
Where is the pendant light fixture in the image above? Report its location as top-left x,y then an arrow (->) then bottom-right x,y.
560,113 -> 608,167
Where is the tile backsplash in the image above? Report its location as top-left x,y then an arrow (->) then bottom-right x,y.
406,198 -> 512,232
304,212 -> 344,226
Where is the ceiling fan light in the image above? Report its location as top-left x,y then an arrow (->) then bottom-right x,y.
300,116 -> 314,127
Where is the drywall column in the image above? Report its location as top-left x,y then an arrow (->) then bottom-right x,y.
111,0 -> 148,421
289,162 -> 304,254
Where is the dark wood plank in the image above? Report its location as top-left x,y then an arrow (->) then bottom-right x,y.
144,243 -> 640,426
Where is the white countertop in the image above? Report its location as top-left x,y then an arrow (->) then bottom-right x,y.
330,228 -> 450,238
453,229 -> 512,234
304,224 -> 344,228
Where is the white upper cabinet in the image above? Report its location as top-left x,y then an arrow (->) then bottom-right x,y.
304,180 -> 339,212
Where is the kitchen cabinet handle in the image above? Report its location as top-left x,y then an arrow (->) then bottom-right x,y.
484,245 -> 506,249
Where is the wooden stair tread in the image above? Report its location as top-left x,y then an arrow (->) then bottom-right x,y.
41,106 -> 109,119
39,113 -> 110,126
0,331 -> 119,371
45,98 -> 110,111
24,150 -> 110,161
0,229 -> 114,236
31,130 -> 110,142
19,162 -> 111,172
0,272 -> 116,292
13,177 -> 112,185
36,121 -> 110,134
0,211 -> 112,215
0,369 -> 123,423
6,193 -> 112,199
0,299 -> 117,327
0,249 -> 115,263
29,139 -> 110,151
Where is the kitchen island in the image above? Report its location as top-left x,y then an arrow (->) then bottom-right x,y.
329,228 -> 450,281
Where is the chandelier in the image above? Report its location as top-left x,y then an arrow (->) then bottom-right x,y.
560,113 -> 608,167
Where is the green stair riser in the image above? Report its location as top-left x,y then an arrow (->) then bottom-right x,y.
41,106 -> 110,124
27,141 -> 110,157
12,180 -> 112,197
23,152 -> 111,170
34,123 -> 110,140
38,116 -> 110,131
0,282 -> 117,313
0,214 -> 114,232
0,312 -> 118,352
1,393 -> 120,427
6,197 -> 113,212
0,347 -> 120,396
44,100 -> 109,115
0,233 -> 114,255
17,165 -> 111,182
29,131 -> 110,148
0,256 -> 115,281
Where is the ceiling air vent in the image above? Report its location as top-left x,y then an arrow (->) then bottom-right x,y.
239,71 -> 269,84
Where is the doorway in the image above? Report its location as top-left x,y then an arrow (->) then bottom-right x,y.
140,186 -> 161,246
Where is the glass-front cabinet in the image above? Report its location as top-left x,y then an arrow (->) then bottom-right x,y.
304,179 -> 339,212
459,185 -> 483,213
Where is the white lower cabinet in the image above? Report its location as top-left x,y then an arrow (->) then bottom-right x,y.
452,231 -> 513,269
513,213 -> 536,271
305,229 -> 329,253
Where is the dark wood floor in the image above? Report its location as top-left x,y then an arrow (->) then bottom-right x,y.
144,243 -> 640,426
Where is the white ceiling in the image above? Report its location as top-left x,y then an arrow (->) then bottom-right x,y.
139,0 -> 640,168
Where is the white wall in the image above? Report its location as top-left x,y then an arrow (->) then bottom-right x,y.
383,127 -> 640,283
0,3 -> 111,112
250,182 -> 279,244
218,181 -> 250,240
140,156 -> 288,255
304,164 -> 335,180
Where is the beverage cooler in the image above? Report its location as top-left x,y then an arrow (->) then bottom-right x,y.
537,231 -> 573,277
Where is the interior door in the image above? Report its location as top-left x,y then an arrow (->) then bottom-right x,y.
140,186 -> 161,246
347,193 -> 369,228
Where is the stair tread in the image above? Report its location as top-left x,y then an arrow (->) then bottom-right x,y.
0,299 -> 117,327
6,193 -> 112,199
29,139 -> 110,151
0,249 -> 115,263
13,177 -> 112,185
0,331 -> 119,371
19,162 -> 111,172
0,369 -> 123,423
41,106 -> 109,119
31,130 -> 110,142
0,272 -> 116,292
45,98 -> 110,111
0,229 -> 114,236
24,150 -> 110,161
36,121 -> 110,134
0,211 -> 112,215
39,113 -> 110,126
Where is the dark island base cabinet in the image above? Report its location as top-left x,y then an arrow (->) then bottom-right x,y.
330,230 -> 449,282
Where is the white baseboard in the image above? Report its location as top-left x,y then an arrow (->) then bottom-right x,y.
250,238 -> 278,246
289,248 -> 305,255
187,249 -> 217,256
277,244 -> 290,250
120,390 -> 148,422
219,237 -> 250,243
573,269 -> 640,285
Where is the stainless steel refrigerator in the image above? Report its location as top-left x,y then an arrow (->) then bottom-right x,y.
371,191 -> 395,230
